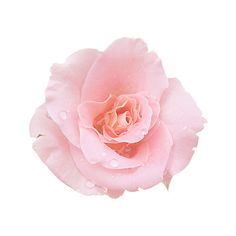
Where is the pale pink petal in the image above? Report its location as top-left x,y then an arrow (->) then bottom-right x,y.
30,104 -> 106,196
160,78 -> 205,132
165,128 -> 199,176
81,38 -> 168,102
160,78 -> 206,175
147,96 -> 160,129
46,49 -> 101,148
70,123 -> 172,191
78,94 -> 116,129
79,126 -> 149,169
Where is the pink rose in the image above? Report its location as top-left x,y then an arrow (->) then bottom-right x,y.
30,38 -> 205,198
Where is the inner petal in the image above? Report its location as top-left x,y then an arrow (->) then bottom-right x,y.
95,96 -> 141,138
115,111 -> 131,131
107,142 -> 139,158
91,93 -> 155,144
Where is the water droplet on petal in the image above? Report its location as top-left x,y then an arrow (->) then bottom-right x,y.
86,181 -> 95,188
141,129 -> 147,135
110,159 -> 119,168
59,111 -> 68,120
101,187 -> 108,193
102,152 -> 107,157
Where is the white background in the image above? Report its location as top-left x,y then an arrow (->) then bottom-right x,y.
0,0 -> 235,235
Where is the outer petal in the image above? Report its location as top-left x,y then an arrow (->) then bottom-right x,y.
160,78 -> 206,175
29,104 -> 106,196
70,123 -> 172,191
164,128 -> 199,176
46,49 -> 101,148
81,38 -> 168,102
146,95 -> 160,129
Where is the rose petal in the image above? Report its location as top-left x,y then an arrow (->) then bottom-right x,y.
106,94 -> 153,143
78,93 -> 155,144
78,94 -> 116,129
46,49 -> 101,148
165,128 -> 199,176
78,126 -> 149,169
160,78 -> 205,132
81,38 -> 168,102
160,78 -> 206,175
30,104 -> 106,196
70,123 -> 172,191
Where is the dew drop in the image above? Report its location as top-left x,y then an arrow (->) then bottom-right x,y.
86,181 -> 95,188
110,159 -> 119,168
141,129 -> 147,135
102,152 -> 107,157
59,111 -> 68,120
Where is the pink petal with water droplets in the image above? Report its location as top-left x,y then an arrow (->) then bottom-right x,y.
30,104 -> 106,196
46,49 -> 101,148
81,38 -> 168,102
70,123 -> 172,191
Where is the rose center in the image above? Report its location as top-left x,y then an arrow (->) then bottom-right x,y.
94,96 -> 141,137
93,96 -> 143,158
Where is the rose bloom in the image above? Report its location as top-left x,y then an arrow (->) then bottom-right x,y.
30,38 -> 205,198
